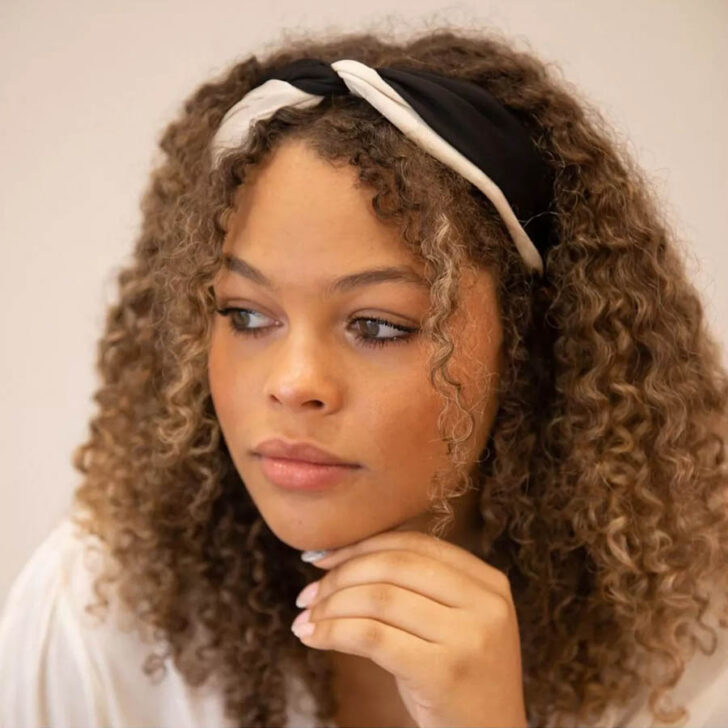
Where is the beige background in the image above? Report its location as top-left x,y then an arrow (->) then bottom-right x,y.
1,0 -> 726,609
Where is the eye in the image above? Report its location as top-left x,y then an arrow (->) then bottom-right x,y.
215,307 -> 418,349
348,316 -> 417,348
216,307 -> 273,338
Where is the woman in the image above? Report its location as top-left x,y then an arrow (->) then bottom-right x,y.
1,25 -> 727,728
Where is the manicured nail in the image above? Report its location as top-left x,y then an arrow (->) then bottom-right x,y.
301,549 -> 330,563
292,620 -> 315,638
295,580 -> 320,608
291,608 -> 311,631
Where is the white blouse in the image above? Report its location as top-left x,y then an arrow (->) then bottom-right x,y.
1,513 -> 727,728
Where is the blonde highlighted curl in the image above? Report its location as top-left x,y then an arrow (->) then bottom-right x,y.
70,23 -> 728,728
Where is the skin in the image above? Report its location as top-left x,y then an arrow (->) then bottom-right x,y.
297,531 -> 528,728
207,139 -> 525,727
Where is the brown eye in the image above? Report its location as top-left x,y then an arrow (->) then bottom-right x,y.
349,317 -> 417,349
216,307 -> 273,337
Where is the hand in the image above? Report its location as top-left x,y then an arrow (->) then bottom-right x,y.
291,529 -> 528,728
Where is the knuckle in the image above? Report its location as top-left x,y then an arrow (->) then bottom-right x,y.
494,569 -> 513,596
324,570 -> 338,593
474,595 -> 512,649
479,593 -> 512,632
310,601 -> 325,622
445,653 -> 473,683
367,584 -> 393,611
491,593 -> 513,623
356,620 -> 383,649
384,550 -> 414,572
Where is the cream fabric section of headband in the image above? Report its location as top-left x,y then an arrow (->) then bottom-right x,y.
209,58 -> 544,275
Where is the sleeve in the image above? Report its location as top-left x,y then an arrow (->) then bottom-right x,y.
0,520 -> 109,728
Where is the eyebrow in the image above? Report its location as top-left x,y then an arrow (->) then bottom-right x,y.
221,253 -> 429,296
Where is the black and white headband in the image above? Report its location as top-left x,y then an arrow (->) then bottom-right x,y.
209,58 -> 556,276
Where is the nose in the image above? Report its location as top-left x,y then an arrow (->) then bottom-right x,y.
263,330 -> 342,413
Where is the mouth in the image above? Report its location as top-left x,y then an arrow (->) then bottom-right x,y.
254,453 -> 361,491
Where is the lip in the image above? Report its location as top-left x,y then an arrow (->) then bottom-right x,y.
252,438 -> 359,466
256,454 -> 360,491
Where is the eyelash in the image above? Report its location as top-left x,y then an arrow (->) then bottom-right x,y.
215,307 -> 418,349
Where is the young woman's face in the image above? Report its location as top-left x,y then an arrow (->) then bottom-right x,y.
208,139 -> 504,553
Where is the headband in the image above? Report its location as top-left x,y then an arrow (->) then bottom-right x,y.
209,58 -> 556,276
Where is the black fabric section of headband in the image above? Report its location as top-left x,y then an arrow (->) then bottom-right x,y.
256,58 -> 557,259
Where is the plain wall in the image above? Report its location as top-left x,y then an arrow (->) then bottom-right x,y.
1,0 -> 727,608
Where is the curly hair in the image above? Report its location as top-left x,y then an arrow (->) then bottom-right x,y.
69,22 -> 728,728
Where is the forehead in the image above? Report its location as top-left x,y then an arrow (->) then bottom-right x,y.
220,139 -> 427,286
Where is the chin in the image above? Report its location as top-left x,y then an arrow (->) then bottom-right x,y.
257,512 -> 322,548
262,514 -> 366,553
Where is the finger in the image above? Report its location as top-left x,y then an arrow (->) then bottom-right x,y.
295,611 -> 444,691
303,581 -> 465,644
308,529 -> 511,601
308,549 -> 505,614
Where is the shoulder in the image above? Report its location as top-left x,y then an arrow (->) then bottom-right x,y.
0,514 -> 106,726
0,511 -> 237,728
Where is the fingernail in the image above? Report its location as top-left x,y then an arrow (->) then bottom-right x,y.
295,580 -> 320,608
291,608 -> 311,631
301,549 -> 330,563
292,620 -> 315,638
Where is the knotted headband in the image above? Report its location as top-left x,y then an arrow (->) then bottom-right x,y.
210,58 -> 556,276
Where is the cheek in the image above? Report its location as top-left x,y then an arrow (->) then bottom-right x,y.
364,336 -> 500,501
364,367 -> 447,502
207,328 -> 245,433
